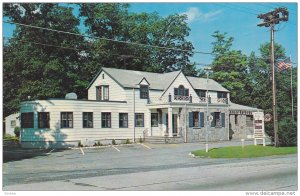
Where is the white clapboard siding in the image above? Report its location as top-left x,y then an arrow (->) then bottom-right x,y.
162,72 -> 198,101
5,113 -> 20,136
208,91 -> 218,99
88,70 -> 126,101
20,100 -> 145,142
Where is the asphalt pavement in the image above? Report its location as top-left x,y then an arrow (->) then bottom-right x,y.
2,140 -> 298,191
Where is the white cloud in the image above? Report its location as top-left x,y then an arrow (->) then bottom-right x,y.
181,7 -> 223,23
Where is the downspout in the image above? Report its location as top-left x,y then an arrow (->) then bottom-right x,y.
185,104 -> 187,143
133,88 -> 136,143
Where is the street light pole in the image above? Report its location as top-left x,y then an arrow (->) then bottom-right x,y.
204,67 -> 212,153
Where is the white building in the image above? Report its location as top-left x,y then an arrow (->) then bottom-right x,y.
4,113 -> 20,136
19,67 -> 262,148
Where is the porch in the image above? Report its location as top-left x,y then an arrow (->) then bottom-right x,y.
144,106 -> 188,139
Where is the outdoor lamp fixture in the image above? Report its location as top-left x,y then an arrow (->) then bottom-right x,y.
204,67 -> 212,153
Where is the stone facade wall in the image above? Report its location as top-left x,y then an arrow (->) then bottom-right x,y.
230,114 -> 254,140
179,107 -> 229,143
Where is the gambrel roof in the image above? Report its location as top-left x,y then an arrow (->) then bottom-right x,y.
87,67 -> 229,92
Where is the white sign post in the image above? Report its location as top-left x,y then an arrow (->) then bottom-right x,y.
253,112 -> 266,146
205,115 -> 213,153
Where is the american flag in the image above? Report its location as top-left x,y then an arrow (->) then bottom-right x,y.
276,57 -> 291,72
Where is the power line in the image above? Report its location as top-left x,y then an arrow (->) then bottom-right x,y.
217,3 -> 258,16
3,20 -> 212,55
257,3 -> 297,16
5,36 -> 296,69
4,18 -> 295,65
4,19 -> 295,59
3,36 -> 202,66
4,35 -> 277,64
218,4 -> 296,26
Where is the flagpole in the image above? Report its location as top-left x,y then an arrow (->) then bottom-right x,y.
290,55 -> 294,120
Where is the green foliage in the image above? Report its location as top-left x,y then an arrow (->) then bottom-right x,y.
192,145 -> 297,158
4,134 -> 19,142
14,126 -> 20,138
93,141 -> 103,146
79,3 -> 196,75
125,138 -> 131,144
3,3 -> 197,118
3,3 -> 84,117
112,139 -> 116,145
208,31 -> 297,146
210,31 -> 251,105
139,136 -> 144,143
278,117 -> 297,147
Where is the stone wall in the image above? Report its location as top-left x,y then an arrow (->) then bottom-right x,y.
230,115 -> 254,140
180,107 -> 229,143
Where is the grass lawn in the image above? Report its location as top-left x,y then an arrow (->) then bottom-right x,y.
191,145 -> 297,158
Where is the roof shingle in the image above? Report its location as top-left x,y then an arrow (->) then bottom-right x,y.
88,67 -> 229,92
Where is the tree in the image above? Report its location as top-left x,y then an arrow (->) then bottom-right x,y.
210,31 -> 251,105
3,3 -> 198,118
3,3 -> 84,117
209,30 -> 297,146
248,43 -> 297,146
79,3 -> 196,75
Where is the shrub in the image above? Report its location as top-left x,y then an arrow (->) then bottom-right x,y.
94,141 -> 103,146
14,126 -> 20,138
112,139 -> 116,145
4,134 -> 19,142
139,136 -> 143,143
125,138 -> 131,144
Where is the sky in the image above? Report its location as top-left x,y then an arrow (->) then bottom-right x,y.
129,2 -> 297,68
2,2 -> 298,69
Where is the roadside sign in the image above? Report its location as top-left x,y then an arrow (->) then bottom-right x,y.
264,113 -> 272,122
253,112 -> 266,146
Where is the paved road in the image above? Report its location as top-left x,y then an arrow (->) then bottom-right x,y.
3,141 -> 298,191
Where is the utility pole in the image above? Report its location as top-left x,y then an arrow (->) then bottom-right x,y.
257,8 -> 289,147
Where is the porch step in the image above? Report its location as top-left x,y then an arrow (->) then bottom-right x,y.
144,136 -> 184,144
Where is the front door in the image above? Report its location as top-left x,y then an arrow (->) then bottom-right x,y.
172,114 -> 178,136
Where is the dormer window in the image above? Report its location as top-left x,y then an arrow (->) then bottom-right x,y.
174,85 -> 189,96
196,90 -> 206,98
217,92 -> 227,98
140,85 -> 149,99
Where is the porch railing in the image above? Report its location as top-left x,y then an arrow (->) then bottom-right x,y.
174,95 -> 190,101
148,95 -> 228,104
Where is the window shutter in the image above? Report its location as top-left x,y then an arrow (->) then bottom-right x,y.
221,113 -> 225,127
189,112 -> 193,127
211,112 -> 216,127
199,112 -> 204,127
185,89 -> 189,96
174,88 -> 178,95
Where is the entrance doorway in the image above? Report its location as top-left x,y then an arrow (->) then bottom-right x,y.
172,114 -> 178,136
